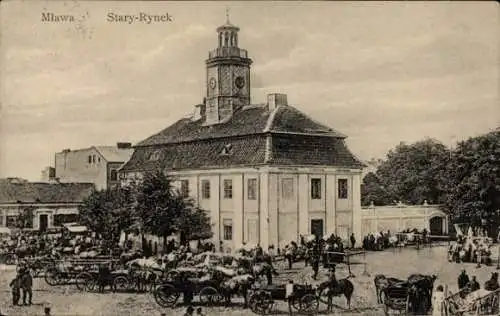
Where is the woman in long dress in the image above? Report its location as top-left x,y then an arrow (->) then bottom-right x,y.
432,285 -> 445,316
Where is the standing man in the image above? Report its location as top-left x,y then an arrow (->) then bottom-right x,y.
9,273 -> 21,306
20,267 -> 33,305
311,250 -> 320,280
350,233 -> 356,249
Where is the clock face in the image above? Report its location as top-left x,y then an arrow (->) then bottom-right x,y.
209,77 -> 216,89
235,76 -> 245,89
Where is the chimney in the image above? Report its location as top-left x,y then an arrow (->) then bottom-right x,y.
193,103 -> 206,121
116,142 -> 132,149
62,148 -> 71,153
267,93 -> 288,110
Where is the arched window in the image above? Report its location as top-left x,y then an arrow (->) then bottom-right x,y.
234,34 -> 238,46
218,32 -> 223,47
224,32 -> 229,46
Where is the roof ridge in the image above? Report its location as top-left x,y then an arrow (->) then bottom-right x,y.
263,105 -> 280,133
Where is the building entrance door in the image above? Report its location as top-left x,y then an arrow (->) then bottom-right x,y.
311,219 -> 324,239
429,217 -> 443,236
39,214 -> 48,232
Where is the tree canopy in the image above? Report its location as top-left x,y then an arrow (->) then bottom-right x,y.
78,185 -> 135,245
78,170 -> 212,244
364,138 -> 451,205
361,131 -> 500,229
441,130 -> 500,224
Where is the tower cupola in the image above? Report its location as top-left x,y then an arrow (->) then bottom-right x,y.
204,9 -> 253,126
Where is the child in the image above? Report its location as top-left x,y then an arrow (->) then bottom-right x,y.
432,285 -> 444,316
9,274 -> 21,306
286,280 -> 294,315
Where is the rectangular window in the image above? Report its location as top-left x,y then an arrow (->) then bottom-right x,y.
223,179 -> 233,199
311,178 -> 322,199
247,178 -> 257,200
282,178 -> 294,200
180,180 -> 189,198
110,170 -> 118,181
223,219 -> 233,241
88,155 -> 92,164
338,178 -> 348,199
201,180 -> 210,199
6,216 -> 17,228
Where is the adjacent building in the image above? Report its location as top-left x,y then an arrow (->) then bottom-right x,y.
361,202 -> 449,236
0,178 -> 94,231
40,167 -> 56,182
55,143 -> 134,190
120,19 -> 366,250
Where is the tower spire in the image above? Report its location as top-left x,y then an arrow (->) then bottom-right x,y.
226,7 -> 230,24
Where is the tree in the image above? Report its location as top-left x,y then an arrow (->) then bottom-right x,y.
177,202 -> 213,241
441,131 -> 500,228
375,138 -> 451,205
134,170 -> 212,244
78,185 -> 135,245
361,172 -> 392,206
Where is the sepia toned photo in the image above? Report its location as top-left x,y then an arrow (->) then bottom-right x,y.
0,1 -> 499,315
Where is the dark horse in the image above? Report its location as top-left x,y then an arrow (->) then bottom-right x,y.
407,274 -> 437,315
317,278 -> 354,311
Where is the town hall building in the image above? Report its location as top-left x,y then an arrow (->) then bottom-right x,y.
120,18 -> 365,251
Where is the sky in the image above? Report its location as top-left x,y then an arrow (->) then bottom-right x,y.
0,1 -> 498,181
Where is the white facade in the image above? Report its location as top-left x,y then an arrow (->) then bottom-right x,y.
361,204 -> 449,236
124,166 -> 362,251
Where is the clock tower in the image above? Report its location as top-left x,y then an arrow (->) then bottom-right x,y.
205,14 -> 252,125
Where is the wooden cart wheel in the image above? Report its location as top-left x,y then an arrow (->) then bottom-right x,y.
84,277 -> 96,292
44,268 -> 59,286
113,276 -> 129,293
199,286 -> 223,306
300,294 -> 319,315
75,272 -> 92,291
153,284 -> 179,308
250,291 -> 273,315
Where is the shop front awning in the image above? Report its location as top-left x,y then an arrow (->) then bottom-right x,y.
0,227 -> 11,234
66,225 -> 88,233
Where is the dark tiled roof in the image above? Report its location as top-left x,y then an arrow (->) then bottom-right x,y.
136,105 -> 346,147
121,136 -> 267,172
268,135 -> 365,168
0,180 -> 95,204
121,104 -> 364,172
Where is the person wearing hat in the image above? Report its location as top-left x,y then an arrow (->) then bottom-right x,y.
458,269 -> 469,291
9,273 -> 21,306
20,267 -> 33,305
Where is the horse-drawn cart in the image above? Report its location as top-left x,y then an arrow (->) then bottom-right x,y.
248,283 -> 319,315
445,288 -> 500,316
382,285 -> 409,315
153,267 -> 225,308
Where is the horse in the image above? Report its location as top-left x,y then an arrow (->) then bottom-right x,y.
373,274 -> 407,304
407,274 -> 437,313
220,274 -> 255,308
317,278 -> 354,311
251,262 -> 278,284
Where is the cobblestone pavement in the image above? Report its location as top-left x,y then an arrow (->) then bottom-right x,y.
1,246 -> 498,316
